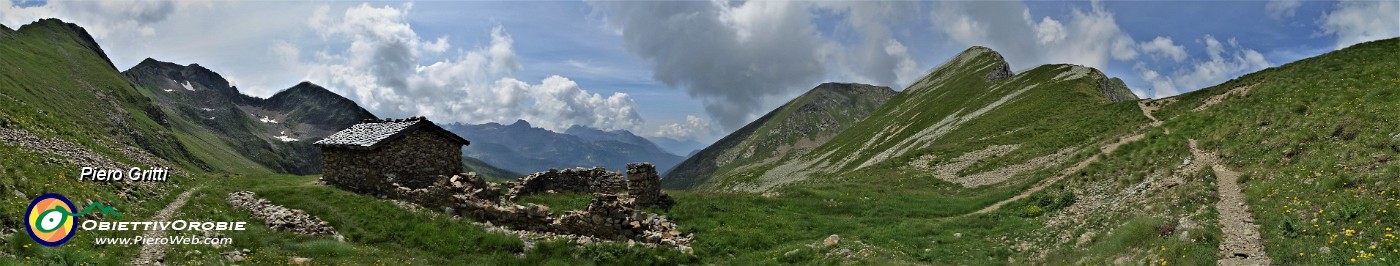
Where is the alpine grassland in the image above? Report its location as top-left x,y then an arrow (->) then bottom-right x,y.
2,14 -> 1396,264
1150,38 -> 1400,264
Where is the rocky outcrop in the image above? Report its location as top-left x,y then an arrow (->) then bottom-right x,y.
985,52 -> 1013,81
1099,77 -> 1138,103
226,191 -> 338,236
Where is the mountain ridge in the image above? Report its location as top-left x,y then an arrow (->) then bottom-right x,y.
123,58 -> 380,174
685,46 -> 1145,191
664,82 -> 897,189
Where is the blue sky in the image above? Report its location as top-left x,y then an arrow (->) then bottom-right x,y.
3,0 -> 1396,145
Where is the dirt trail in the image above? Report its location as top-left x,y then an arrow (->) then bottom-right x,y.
1188,139 -> 1271,265
1138,101 -> 1162,126
1100,134 -> 1144,155
1138,100 -> 1171,134
132,185 -> 203,266
1194,84 -> 1254,112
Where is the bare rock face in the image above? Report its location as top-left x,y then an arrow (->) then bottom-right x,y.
1097,76 -> 1139,103
985,53 -> 1013,81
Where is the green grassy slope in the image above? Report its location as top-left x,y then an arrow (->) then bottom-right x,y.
0,20 -> 212,263
698,46 -> 1147,193
1149,38 -> 1400,264
0,19 -> 205,171
463,155 -> 522,180
664,82 -> 896,189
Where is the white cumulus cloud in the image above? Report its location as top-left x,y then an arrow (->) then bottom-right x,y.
591,0 -> 924,130
1319,0 -> 1399,50
1,0 -> 176,39
301,3 -> 642,132
653,115 -> 714,140
1134,35 -> 1271,98
1266,0 -> 1303,20
930,1 -> 1137,70
1139,36 -> 1188,62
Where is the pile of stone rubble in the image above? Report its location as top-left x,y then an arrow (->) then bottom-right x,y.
226,191 -> 339,236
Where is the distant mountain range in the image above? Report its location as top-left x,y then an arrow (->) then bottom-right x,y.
443,120 -> 685,176
646,136 -> 708,158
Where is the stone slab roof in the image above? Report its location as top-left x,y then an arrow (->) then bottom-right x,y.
314,117 -> 469,150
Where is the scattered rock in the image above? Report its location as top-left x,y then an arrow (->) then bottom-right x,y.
824,234 -> 841,247
220,250 -> 246,262
291,257 -> 312,265
953,233 -> 962,238
1076,232 -> 1094,246
1319,246 -> 1331,254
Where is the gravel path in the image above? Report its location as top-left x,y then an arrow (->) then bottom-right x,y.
1188,139 -> 1272,265
131,185 -> 203,266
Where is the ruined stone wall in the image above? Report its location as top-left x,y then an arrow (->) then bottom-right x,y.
385,167 -> 691,248
626,163 -> 667,209
327,158 -> 689,248
320,129 -> 464,195
507,167 -> 627,200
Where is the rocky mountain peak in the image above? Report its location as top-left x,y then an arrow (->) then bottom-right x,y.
1095,74 -> 1139,103
510,119 -> 533,129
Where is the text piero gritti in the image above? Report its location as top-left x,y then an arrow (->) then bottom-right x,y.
79,167 -> 171,182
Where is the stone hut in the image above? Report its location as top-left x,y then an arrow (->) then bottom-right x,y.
314,117 -> 469,195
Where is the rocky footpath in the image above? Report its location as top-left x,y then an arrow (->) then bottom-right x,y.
226,191 -> 339,236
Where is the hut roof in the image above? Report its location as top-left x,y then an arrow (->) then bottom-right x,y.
313,117 -> 468,150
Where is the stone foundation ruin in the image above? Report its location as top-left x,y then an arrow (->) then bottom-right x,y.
374,163 -> 689,249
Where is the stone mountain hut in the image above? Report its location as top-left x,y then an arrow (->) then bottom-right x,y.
314,117 -> 469,195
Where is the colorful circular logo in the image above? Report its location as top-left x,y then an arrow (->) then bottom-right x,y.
26,193 -> 78,247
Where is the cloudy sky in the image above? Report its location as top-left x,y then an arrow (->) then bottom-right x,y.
3,0 -> 1396,144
